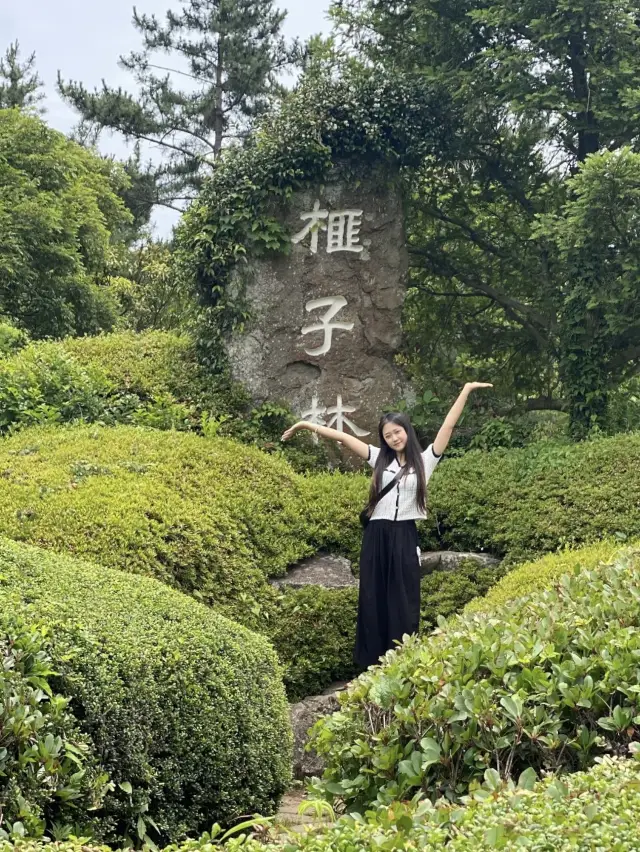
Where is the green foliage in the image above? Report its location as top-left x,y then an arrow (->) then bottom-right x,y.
335,0 -> 640,434
0,344 -> 107,432
0,536 -> 292,845
535,147 -> 640,438
0,330 -> 325,470
268,587 -> 359,701
0,424 -> 364,697
233,756 -> 640,851
0,615 -> 107,842
176,65 -> 454,366
0,109 -> 131,338
0,319 -> 29,357
0,42 -> 45,113
420,559 -> 506,630
466,539 -> 627,616
424,432 -> 640,560
309,549 -> 640,812
106,240 -> 198,333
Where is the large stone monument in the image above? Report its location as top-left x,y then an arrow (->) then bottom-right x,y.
226,167 -> 409,441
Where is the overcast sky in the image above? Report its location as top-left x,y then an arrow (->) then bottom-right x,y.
1,0 -> 332,232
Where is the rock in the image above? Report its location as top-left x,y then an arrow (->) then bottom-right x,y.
225,164 -> 411,440
290,692 -> 340,780
420,550 -> 500,575
272,552 -> 357,590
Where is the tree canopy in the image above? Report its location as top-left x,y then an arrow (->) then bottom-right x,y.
58,0 -> 297,211
0,109 -> 132,338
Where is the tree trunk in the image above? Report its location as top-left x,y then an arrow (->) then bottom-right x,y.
568,34 -> 599,162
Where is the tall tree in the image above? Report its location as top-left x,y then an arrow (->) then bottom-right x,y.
0,41 -> 45,112
58,0 -> 296,210
334,0 -> 640,437
0,109 -> 132,338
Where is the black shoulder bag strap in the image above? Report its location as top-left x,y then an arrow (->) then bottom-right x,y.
360,464 -> 406,528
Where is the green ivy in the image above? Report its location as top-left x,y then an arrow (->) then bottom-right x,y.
176,68 -> 455,367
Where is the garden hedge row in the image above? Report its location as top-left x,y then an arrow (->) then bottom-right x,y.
0,330 -> 329,471
0,424 -> 509,699
8,756 -> 640,850
310,548 -> 640,811
0,537 -> 292,845
424,433 -> 640,560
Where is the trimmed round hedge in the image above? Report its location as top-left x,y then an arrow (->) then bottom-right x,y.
0,424 -> 366,699
0,537 -> 292,845
424,433 -> 640,560
310,547 -> 640,811
0,423 -> 507,699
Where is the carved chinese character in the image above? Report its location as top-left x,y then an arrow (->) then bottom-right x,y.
301,394 -> 327,428
291,201 -> 366,254
327,210 -> 364,254
291,200 -> 328,254
325,394 -> 370,437
300,296 -> 355,356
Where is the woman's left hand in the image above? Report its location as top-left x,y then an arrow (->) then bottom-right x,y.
464,382 -> 493,393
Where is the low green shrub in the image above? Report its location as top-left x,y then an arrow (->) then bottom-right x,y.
12,756 -> 640,851
424,432 -> 640,560
309,549 -> 640,811
0,615 -> 107,841
0,537 -> 292,845
0,319 -> 29,357
228,755 -> 640,851
465,538 -> 627,615
420,559 -> 506,629
0,330 -> 328,470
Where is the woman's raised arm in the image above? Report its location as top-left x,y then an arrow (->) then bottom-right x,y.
281,421 -> 371,460
432,382 -> 493,457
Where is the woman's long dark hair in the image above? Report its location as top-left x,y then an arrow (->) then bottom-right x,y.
365,412 -> 427,516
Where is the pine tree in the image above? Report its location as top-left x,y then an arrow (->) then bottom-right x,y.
0,41 -> 45,112
57,0 -> 296,210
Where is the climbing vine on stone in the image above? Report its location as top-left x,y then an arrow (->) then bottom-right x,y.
175,68 -> 456,367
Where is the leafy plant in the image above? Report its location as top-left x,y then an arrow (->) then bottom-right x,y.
309,550 -> 640,811
0,537 -> 292,845
0,615 -> 108,841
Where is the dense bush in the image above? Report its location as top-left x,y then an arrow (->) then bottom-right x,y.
424,433 -> 640,560
309,549 -> 640,811
0,423 -> 363,697
11,756 -> 640,851
0,537 -> 292,845
465,538 -> 626,616
420,559 -> 506,630
0,331 -> 329,470
0,319 -> 29,357
224,756 -> 640,851
0,615 -> 107,841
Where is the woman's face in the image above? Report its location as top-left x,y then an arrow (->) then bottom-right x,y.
382,422 -> 408,453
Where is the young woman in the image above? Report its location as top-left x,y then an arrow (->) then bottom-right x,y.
281,382 -> 492,669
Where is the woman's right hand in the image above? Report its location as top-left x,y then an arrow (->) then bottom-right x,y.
281,421 -> 306,442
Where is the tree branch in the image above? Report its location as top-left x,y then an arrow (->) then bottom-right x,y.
409,245 -> 557,346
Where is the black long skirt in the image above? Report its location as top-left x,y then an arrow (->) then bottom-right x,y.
354,519 -> 421,669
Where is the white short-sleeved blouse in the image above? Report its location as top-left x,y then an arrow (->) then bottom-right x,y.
366,444 -> 442,521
